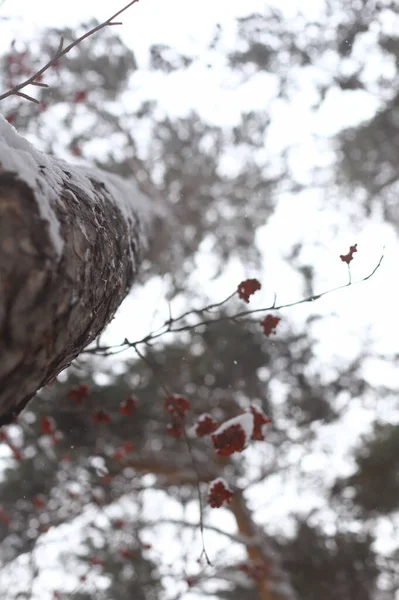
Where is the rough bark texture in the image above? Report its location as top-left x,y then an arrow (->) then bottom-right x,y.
0,162 -> 146,426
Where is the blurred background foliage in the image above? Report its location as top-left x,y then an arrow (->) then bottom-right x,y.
1,1 -> 399,598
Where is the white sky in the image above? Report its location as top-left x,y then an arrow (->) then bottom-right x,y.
0,0 -> 388,364
1,0 -> 399,599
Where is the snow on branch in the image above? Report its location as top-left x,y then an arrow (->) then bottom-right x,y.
0,114 -> 163,426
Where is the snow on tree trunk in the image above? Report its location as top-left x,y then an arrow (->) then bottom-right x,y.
0,114 -> 162,426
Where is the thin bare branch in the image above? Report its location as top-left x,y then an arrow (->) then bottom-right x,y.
85,250 -> 384,356
15,91 -> 40,103
30,81 -> 49,88
133,342 -> 212,564
143,517 -> 258,546
0,0 -> 140,102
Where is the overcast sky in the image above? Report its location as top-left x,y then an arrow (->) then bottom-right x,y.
1,1 -> 399,598
1,0 -> 398,486
1,0 -> 398,481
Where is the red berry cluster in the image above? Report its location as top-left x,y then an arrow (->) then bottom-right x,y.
164,395 -> 190,440
91,410 -> 112,425
40,416 -> 56,435
164,395 -> 190,418
193,414 -> 219,437
119,396 -> 137,416
113,441 -> 134,461
340,243 -> 357,264
250,406 -> 272,441
32,495 -> 45,510
211,423 -> 247,457
260,315 -> 280,337
239,560 -> 271,580
166,422 -> 184,439
67,384 -> 89,404
237,278 -> 261,303
208,479 -> 233,508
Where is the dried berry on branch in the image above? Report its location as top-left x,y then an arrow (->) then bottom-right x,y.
208,478 -> 233,508
237,278 -> 261,303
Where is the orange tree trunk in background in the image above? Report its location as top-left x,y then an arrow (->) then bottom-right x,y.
0,115 -> 160,425
0,115 -> 300,600
122,455 -> 298,600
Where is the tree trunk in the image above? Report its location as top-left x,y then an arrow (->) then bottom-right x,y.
230,491 -> 298,600
0,114 -> 161,425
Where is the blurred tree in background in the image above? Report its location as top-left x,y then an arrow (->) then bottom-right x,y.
0,1 -> 399,599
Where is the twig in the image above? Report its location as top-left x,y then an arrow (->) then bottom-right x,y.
133,342 -> 212,565
85,251 -> 384,356
142,517 -> 257,546
15,91 -> 40,103
182,424 -> 212,566
164,251 -> 385,334
0,0 -> 140,102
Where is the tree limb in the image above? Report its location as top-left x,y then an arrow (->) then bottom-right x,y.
0,0 -> 140,102
0,114 -> 162,425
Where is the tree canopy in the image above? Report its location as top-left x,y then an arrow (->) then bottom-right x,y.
0,1 -> 398,599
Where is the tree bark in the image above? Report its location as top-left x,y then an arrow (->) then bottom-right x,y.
0,115 -> 159,425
